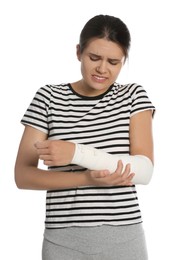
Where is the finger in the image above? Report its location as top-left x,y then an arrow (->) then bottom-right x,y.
115,160 -> 124,173
121,173 -> 135,186
43,160 -> 53,166
125,172 -> 135,182
34,140 -> 49,149
122,181 -> 133,186
39,154 -> 52,161
121,163 -> 131,177
111,163 -> 134,185
36,148 -> 50,155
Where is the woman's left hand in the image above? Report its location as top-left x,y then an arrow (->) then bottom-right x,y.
34,140 -> 75,166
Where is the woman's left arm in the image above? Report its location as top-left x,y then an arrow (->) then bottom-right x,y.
129,110 -> 154,164
35,110 -> 154,166
35,110 -> 154,185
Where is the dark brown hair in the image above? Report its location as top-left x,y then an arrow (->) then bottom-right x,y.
79,14 -> 131,59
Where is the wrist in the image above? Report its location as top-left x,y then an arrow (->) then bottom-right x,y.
68,141 -> 76,162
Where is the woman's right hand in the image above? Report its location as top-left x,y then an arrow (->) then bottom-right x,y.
86,160 -> 135,186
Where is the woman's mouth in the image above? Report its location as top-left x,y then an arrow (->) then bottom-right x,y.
92,74 -> 107,83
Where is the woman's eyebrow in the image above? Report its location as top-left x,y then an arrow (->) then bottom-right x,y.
88,53 -> 101,57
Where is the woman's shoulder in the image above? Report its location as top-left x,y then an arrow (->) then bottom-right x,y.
40,83 -> 70,91
114,82 -> 146,96
36,83 -> 70,96
115,82 -> 144,90
115,83 -> 155,116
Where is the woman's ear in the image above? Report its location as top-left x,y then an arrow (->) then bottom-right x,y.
76,44 -> 81,61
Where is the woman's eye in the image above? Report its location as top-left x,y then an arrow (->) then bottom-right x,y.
109,60 -> 119,65
89,56 -> 99,61
89,55 -> 120,65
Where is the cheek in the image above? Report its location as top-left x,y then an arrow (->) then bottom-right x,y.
80,62 -> 86,76
111,66 -> 122,79
81,60 -> 92,76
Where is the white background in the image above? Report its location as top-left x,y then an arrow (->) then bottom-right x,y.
1,0 -> 181,259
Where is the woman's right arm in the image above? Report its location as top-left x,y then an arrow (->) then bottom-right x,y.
14,126 -> 93,190
15,126 -> 134,190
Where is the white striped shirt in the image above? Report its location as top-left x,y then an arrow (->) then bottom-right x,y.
21,82 -> 155,228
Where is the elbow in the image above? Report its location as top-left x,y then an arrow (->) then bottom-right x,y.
15,176 -> 30,190
142,156 -> 154,185
133,172 -> 153,185
141,172 -> 153,185
15,180 -> 24,190
132,155 -> 154,185
14,173 -> 24,189
14,166 -> 27,190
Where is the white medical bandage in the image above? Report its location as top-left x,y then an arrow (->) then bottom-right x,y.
71,143 -> 153,185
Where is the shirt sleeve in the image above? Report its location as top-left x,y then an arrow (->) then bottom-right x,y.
128,83 -> 155,117
21,85 -> 51,134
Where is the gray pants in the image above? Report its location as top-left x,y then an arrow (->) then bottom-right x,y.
42,224 -> 148,260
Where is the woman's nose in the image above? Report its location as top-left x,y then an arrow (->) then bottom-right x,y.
96,61 -> 107,73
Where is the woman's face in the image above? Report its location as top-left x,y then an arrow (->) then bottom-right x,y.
77,38 -> 125,96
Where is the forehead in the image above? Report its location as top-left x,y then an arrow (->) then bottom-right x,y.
84,38 -> 125,58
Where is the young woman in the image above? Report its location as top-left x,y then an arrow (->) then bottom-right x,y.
15,14 -> 155,260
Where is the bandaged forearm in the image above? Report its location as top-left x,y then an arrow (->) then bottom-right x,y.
71,143 -> 153,185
